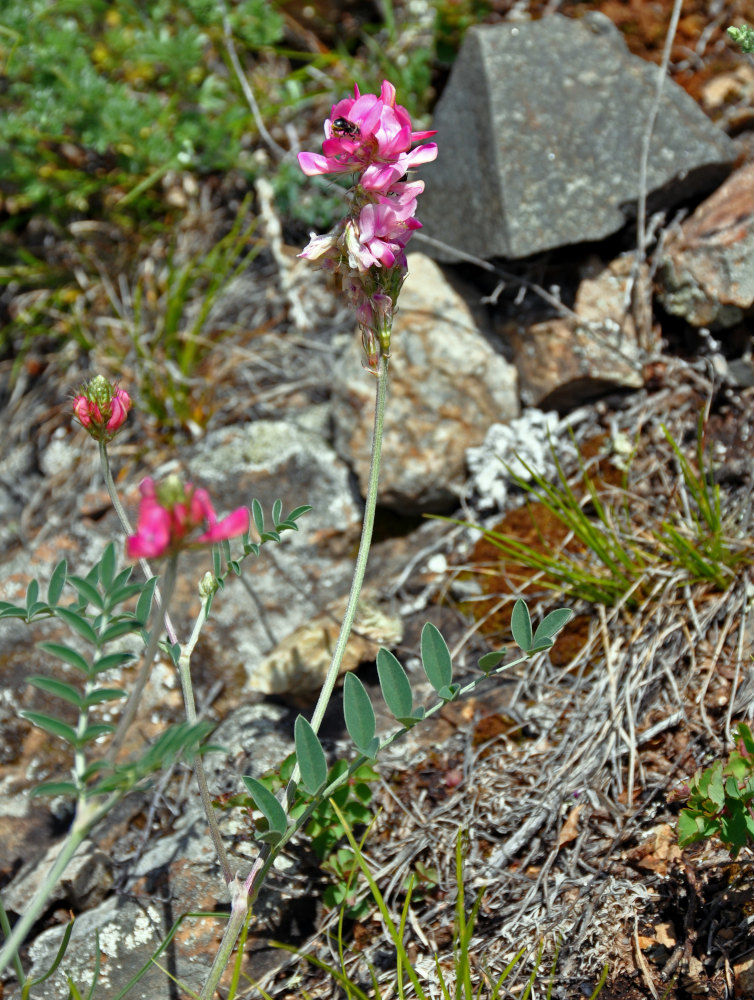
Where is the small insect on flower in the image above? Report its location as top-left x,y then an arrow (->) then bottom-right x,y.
331,117 -> 361,138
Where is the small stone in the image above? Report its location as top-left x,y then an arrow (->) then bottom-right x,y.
657,163 -> 754,328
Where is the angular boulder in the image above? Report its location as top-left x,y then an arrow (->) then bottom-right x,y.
420,14 -> 736,261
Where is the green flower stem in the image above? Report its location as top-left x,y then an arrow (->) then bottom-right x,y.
106,557 -> 178,763
200,353 -> 389,1000
0,792 -> 120,976
288,353 -> 389,797
98,440 -> 178,646
176,596 -> 233,884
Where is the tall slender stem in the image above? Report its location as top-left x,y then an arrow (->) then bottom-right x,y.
296,354 -> 388,750
199,354 -> 390,1000
177,598 -> 233,884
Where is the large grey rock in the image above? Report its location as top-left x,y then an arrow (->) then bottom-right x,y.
420,14 -> 735,261
23,895 -> 209,1000
331,253 -> 519,512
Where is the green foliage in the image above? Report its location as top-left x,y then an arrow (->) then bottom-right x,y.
656,419 -> 743,588
455,422 -> 752,608
228,754 -> 378,915
6,543 -> 220,801
678,723 -> 754,858
0,0 -> 284,222
434,0 -> 493,65
236,755 -> 378,862
728,24 -> 754,52
233,600 -> 571,920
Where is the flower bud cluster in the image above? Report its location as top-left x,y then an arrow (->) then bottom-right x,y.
298,80 -> 437,368
73,375 -> 131,441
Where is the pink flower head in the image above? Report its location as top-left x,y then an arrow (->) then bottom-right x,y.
297,80 -> 437,370
298,80 -> 437,191
126,475 -> 250,560
73,375 -> 131,442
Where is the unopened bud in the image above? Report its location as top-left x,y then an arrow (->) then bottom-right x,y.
73,375 -> 131,442
199,572 -> 219,599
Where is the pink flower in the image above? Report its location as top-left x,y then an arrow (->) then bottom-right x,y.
298,80 -> 437,191
126,476 -> 250,560
73,376 -> 132,441
346,198 -> 422,271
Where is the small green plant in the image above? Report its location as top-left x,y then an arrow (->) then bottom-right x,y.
678,723 -> 754,858
269,810 -> 608,1000
656,420 -> 742,588
453,420 -> 752,608
218,755 -> 379,917
728,23 -> 754,52
0,0 -> 284,222
447,439 -> 651,607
